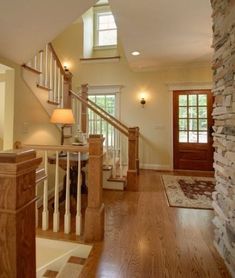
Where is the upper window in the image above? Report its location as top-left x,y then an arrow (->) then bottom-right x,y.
94,11 -> 117,47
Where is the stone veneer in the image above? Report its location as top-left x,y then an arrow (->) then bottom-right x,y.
211,0 -> 235,276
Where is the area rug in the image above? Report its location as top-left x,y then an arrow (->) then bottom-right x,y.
161,175 -> 215,209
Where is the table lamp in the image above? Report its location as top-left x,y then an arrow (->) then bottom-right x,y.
50,108 -> 75,145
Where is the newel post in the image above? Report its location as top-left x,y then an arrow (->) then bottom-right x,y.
135,127 -> 140,175
81,84 -> 88,134
63,69 -> 73,108
0,149 -> 42,278
127,127 -> 138,191
84,135 -> 105,242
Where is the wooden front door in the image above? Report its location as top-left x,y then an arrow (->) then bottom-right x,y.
173,90 -> 214,171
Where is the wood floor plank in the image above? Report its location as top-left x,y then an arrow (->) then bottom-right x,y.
80,170 -> 231,278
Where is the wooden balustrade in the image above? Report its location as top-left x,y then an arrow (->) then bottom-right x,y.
24,43 -> 72,109
70,87 -> 140,190
0,149 -> 42,278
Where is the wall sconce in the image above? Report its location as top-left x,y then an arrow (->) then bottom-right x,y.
140,97 -> 146,108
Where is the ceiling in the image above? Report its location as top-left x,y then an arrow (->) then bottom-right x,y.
109,0 -> 213,70
0,0 -> 213,71
0,0 -> 96,65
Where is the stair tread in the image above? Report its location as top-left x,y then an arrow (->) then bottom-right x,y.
37,84 -> 51,91
47,100 -> 60,106
68,256 -> 86,265
22,64 -> 41,74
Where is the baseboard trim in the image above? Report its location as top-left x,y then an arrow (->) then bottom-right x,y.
140,163 -> 172,171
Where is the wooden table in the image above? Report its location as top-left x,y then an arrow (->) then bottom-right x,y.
48,152 -> 89,203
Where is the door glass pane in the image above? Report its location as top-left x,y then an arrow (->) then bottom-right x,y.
179,119 -> 187,130
179,95 -> 187,106
189,119 -> 197,130
199,132 -> 208,143
179,107 -> 187,118
199,119 -> 207,130
179,131 -> 188,142
189,131 -> 197,142
198,107 -> 207,118
198,94 -> 207,106
189,107 -> 197,118
188,95 -> 197,106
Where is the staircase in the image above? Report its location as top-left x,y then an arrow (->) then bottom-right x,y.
22,43 -> 139,191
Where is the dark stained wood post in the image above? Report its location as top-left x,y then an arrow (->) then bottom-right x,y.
0,149 -> 42,278
126,127 -> 138,191
84,135 -> 104,242
135,127 -> 140,175
63,69 -> 73,109
81,84 -> 88,133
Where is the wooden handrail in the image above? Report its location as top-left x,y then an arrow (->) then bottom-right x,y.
70,90 -> 129,136
20,144 -> 89,153
86,97 -> 129,131
48,43 -> 66,76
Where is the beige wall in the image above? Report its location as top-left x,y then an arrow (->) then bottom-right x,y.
53,21 -> 213,169
0,56 -> 60,147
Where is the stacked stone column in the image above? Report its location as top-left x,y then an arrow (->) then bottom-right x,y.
211,0 -> 235,276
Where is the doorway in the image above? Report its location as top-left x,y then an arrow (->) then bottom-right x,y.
0,64 -> 15,151
173,89 -> 213,171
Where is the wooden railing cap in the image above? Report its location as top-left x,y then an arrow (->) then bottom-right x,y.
0,149 -> 36,163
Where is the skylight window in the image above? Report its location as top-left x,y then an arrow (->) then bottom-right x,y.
95,11 -> 117,47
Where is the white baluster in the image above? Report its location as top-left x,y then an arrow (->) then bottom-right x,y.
100,117 -> 103,135
105,122 -> 109,165
42,151 -> 49,230
57,68 -> 61,105
53,151 -> 60,232
54,60 -> 57,103
64,152 -> 71,234
39,50 -> 43,85
45,44 -> 48,87
76,152 -> 81,235
49,51 -> 53,101
61,74 -> 64,108
34,54 -> 38,70
119,132 -> 123,178
112,127 -> 116,177
94,113 -> 97,134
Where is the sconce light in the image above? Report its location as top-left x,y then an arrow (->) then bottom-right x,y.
140,97 -> 146,108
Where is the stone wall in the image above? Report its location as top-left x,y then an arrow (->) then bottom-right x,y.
211,0 -> 235,276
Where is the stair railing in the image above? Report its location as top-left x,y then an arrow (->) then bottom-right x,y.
23,43 -> 67,107
70,88 -> 139,190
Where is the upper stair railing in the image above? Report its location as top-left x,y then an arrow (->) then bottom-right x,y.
23,43 -> 68,107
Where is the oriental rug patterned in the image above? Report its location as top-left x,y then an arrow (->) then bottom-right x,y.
161,175 -> 215,209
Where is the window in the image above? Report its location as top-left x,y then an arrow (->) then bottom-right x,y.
88,94 -> 117,145
178,93 -> 208,143
94,11 -> 117,47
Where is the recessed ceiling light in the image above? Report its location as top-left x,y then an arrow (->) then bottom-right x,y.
131,51 -> 140,56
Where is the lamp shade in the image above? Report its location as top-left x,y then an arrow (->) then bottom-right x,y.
50,108 -> 75,125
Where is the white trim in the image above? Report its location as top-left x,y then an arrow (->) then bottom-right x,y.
167,82 -> 213,169
167,82 -> 212,91
87,84 -> 123,94
140,163 -> 172,171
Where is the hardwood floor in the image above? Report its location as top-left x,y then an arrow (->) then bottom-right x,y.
79,170 -> 230,278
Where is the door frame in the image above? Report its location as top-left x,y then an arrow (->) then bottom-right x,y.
168,82 -> 212,170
